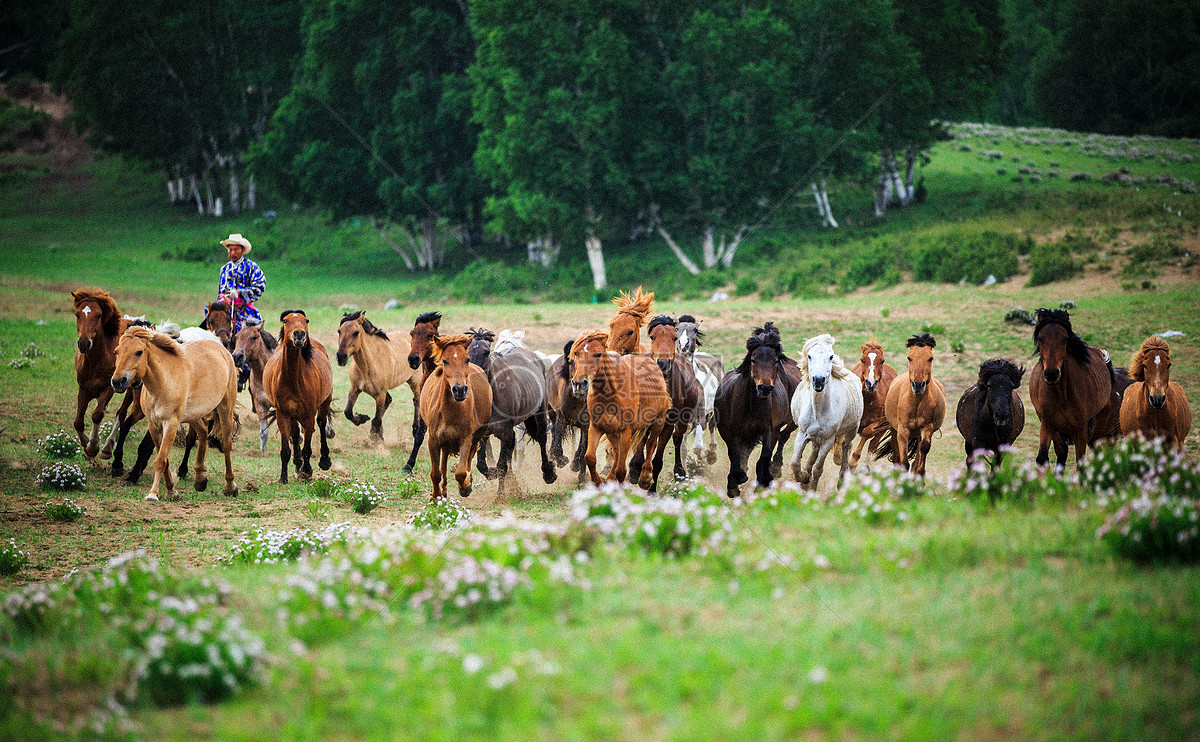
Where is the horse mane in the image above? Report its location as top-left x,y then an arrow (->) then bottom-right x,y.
466,327 -> 496,344
575,329 -> 611,352
611,287 -> 655,324
124,315 -> 154,329
431,333 -> 472,362
736,327 -> 784,376
1129,336 -> 1170,381
260,324 -> 278,352
280,309 -> 306,322
1033,308 -> 1089,365
341,310 -> 389,340
72,287 -> 122,338
861,336 -> 884,356
906,333 -> 936,349
647,314 -> 675,334
124,326 -> 183,356
800,334 -> 852,379
559,339 -> 575,380
209,300 -> 232,315
978,358 -> 1024,387
678,314 -> 705,344
415,311 -> 442,325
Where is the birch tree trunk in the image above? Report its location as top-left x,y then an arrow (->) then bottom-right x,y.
702,226 -> 717,269
228,168 -> 240,216
167,173 -> 178,203
421,213 -> 437,270
527,234 -> 561,268
245,175 -> 256,212
718,225 -> 748,268
585,230 -> 607,290
372,216 -> 417,271
654,224 -> 701,275
812,180 -> 838,228
189,175 -> 204,215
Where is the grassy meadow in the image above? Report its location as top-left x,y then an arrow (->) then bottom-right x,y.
1,123 -> 1199,740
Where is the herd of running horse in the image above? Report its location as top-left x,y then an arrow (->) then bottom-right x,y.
69,286 -> 1192,502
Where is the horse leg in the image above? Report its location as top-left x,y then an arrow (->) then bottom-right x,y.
583,424 -> 604,486
1070,426 -> 1089,471
290,421 -> 303,473
344,384 -> 369,427
528,412 -> 558,485
455,435 -> 475,497
706,414 -> 719,465
572,426 -> 588,483
849,430 -> 869,468
126,432 -> 156,485
153,419 -> 181,501
495,426 -> 518,498
548,412 -> 568,468
427,440 -> 442,500
916,428 -> 934,477
476,434 -> 493,478
277,414 -> 292,484
100,392 -> 132,460
177,427 -> 197,480
144,423 -> 165,501
299,418 -> 316,480
73,389 -> 91,454
191,422 -> 210,492
84,387 -> 115,460
111,404 -> 143,478
259,413 -> 271,453
836,432 -> 855,486
318,398 -> 333,471
725,438 -> 744,498
809,436 -> 837,491
1035,425 -> 1053,467
895,428 -> 912,471
368,391 -> 391,443
402,417 -> 426,474
646,423 -> 672,492
611,430 -> 632,484
755,430 -> 776,489
790,431 -> 811,484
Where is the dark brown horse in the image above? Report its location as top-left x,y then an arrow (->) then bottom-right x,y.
956,359 -> 1025,467
641,315 -> 704,479
1028,309 -> 1121,469
848,338 -> 898,467
548,339 -> 590,482
402,311 -> 442,473
715,325 -> 795,497
753,322 -> 802,477
1120,337 -> 1192,448
200,300 -> 236,350
232,321 -> 279,452
264,310 -> 334,483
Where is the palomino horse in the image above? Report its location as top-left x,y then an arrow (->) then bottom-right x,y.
789,334 -> 863,490
466,328 -> 558,497
675,315 -> 723,466
71,288 -> 140,460
606,286 -> 655,354
881,333 -> 946,477
548,339 -> 590,481
1120,337 -> 1192,448
337,310 -> 417,445
848,338 -> 898,467
570,330 -> 672,490
111,327 -> 238,500
714,325 -> 794,497
956,359 -> 1025,467
419,334 -> 492,500
232,321 -> 278,452
402,311 -> 442,474
1028,309 -> 1119,469
264,310 -> 334,483
644,316 -> 704,479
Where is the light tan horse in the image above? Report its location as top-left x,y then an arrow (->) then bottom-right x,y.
232,322 -> 278,452
336,310 -> 417,445
1120,337 -> 1192,448
419,334 -> 492,500
264,310 -> 334,483
882,333 -> 946,477
111,327 -> 238,501
570,330 -> 672,490
606,286 -> 655,354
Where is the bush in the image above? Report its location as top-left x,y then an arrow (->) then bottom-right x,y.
345,479 -> 386,514
1079,437 -> 1200,501
843,242 -> 900,288
44,497 -> 86,522
0,538 -> 28,576
908,231 -> 1020,284
945,449 -> 1073,508
224,522 -> 358,565
1004,306 -> 1036,325
37,431 -> 79,459
1097,494 -> 1200,563
409,497 -> 473,530
1026,241 -> 1080,287
568,483 -> 735,558
36,462 -> 85,490
734,276 -> 759,296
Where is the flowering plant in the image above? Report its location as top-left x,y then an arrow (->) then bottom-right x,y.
36,461 -> 86,490
344,479 -> 386,514
37,430 -> 80,459
409,497 -> 473,530
0,538 -> 28,576
44,497 -> 86,522
1097,493 -> 1200,562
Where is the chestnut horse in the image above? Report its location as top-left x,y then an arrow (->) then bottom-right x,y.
956,359 -> 1025,467
402,311 -> 442,473
232,321 -> 278,452
570,330 -> 672,490
644,316 -> 704,479
337,310 -> 417,445
548,338 -> 590,482
606,287 -> 655,354
881,333 -> 946,477
200,300 -> 236,350
111,328 -> 238,500
71,288 -> 141,460
1120,337 -> 1192,448
419,334 -> 492,500
1028,309 -> 1119,469
264,310 -> 334,483
715,325 -> 795,497
848,338 -> 897,467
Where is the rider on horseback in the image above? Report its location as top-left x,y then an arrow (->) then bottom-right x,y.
218,233 -> 265,332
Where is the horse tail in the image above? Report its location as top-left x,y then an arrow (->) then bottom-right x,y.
208,411 -> 241,453
872,427 -> 919,465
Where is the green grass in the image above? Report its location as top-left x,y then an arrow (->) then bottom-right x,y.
1,122 -> 1199,740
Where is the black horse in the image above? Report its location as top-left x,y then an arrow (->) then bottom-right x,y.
955,359 -> 1025,467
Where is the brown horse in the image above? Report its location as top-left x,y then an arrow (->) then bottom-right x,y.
848,338 -> 898,467
402,311 -> 442,473
881,333 -> 946,477
419,334 -> 492,500
754,322 -> 802,477
1120,337 -> 1192,448
337,310 -> 418,445
570,330 -> 672,490
264,310 -> 334,483
71,288 -> 143,461
232,321 -> 279,452
606,286 -> 655,354
1028,309 -> 1119,469
644,315 -> 704,479
200,300 -> 236,350
111,328 -> 238,500
548,339 -> 590,482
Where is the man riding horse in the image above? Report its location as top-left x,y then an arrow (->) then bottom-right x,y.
217,233 -> 265,332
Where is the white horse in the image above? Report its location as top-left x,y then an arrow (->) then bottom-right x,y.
789,334 -> 863,490
676,315 -> 723,466
495,329 -> 559,366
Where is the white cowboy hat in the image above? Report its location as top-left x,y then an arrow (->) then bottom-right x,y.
220,233 -> 252,253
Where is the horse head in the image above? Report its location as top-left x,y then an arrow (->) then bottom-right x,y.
433,334 -> 474,402
802,334 -> 839,393
858,340 -> 886,392
739,325 -> 785,399
466,327 -> 496,371
647,315 -> 677,375
111,327 -> 179,393
675,314 -> 705,357
279,310 -> 313,360
71,288 -> 121,354
409,311 -> 442,370
607,286 -> 654,354
337,310 -> 387,366
1131,337 -> 1172,409
233,321 -> 275,368
202,301 -> 236,350
978,359 -> 1024,429
1033,308 -> 1089,385
570,330 -> 610,399
905,333 -> 937,396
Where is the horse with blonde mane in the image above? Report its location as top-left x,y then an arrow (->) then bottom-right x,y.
110,327 -> 238,501
264,310 -> 334,483
881,333 -> 946,477
419,334 -> 492,500
606,286 -> 655,354
337,310 -> 417,445
848,338 -> 897,467
570,329 -> 672,490
1120,337 -> 1192,448
789,334 -> 863,490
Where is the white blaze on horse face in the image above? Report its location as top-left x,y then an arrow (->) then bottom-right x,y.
1154,355 -> 1161,366
82,306 -> 92,316
867,352 -> 877,384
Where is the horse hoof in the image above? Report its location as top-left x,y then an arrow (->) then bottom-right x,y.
542,468 -> 558,485
706,451 -> 718,465
351,414 -> 369,426
225,485 -> 239,497
194,478 -> 209,492
98,450 -> 112,461
319,457 -> 332,471
144,493 -> 159,502
111,464 -> 124,478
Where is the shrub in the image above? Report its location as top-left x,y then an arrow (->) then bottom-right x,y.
734,276 -> 759,296
951,339 -> 965,354
1004,306 -> 1036,325
44,497 -> 86,522
945,450 -> 1074,508
1027,241 -> 1080,287
345,479 -> 386,514
843,242 -> 900,288
0,538 -> 28,576
37,431 -> 80,459
1079,437 -> 1200,501
36,462 -> 86,490
224,522 -> 358,565
394,474 -> 423,500
909,231 -> 1020,284
569,483 -> 735,557
409,497 -> 473,530
1097,494 -> 1200,563
920,321 -> 947,335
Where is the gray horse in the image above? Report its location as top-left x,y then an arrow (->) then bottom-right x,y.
467,328 -> 558,497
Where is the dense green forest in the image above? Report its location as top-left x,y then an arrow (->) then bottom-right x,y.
2,0 -> 1198,291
